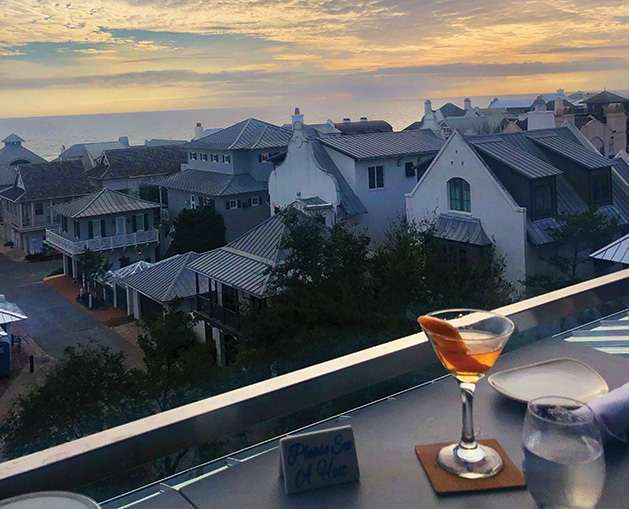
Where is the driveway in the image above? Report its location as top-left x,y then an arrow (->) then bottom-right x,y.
0,252 -> 144,368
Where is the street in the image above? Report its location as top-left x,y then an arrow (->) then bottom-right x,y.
0,250 -> 144,367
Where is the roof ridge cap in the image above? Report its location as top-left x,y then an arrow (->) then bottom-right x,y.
162,254 -> 191,301
75,189 -> 105,217
230,118 -> 252,150
252,124 -> 269,148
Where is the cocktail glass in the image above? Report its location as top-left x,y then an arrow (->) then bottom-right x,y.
418,309 -> 514,478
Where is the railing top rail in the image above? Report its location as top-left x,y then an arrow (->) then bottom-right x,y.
2,268 -> 629,497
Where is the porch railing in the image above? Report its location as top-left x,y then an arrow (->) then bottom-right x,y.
45,228 -> 159,256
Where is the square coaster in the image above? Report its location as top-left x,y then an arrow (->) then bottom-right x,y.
415,439 -> 526,494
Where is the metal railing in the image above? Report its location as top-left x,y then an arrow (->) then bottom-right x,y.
2,268 -> 629,497
44,228 -> 159,256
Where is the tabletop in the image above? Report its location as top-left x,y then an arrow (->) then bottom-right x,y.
133,338 -> 629,508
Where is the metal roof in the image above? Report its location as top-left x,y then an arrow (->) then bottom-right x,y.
0,160 -> 91,202
582,90 -> 629,104
528,134 -> 611,169
0,143 -> 47,167
104,260 -> 153,285
431,213 -> 492,246
53,189 -> 159,218
319,129 -> 444,160
158,169 -> 266,197
2,134 -> 24,144
87,145 -> 186,180
333,120 -> 393,135
0,298 -> 27,325
311,139 -> 367,216
122,252 -> 208,304
471,139 -> 563,179
187,119 -> 291,151
612,157 -> 629,184
188,212 -> 309,296
488,99 -> 534,109
591,233 -> 629,264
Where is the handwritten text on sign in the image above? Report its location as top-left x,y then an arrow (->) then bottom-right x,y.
279,425 -> 360,494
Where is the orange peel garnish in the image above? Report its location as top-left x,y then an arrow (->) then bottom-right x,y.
417,315 -> 467,354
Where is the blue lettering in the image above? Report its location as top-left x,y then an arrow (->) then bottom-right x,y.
295,463 -> 312,488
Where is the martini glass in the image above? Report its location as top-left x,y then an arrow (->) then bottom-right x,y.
419,309 -> 514,478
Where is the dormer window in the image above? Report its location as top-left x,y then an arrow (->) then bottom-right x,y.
591,171 -> 611,206
533,183 -> 553,219
449,178 -> 471,212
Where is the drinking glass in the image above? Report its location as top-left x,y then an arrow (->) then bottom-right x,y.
418,309 -> 514,478
523,396 -> 605,509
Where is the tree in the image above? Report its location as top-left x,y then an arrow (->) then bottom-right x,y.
472,121 -> 502,135
139,184 -> 160,203
79,248 -> 112,290
242,211 -> 373,358
136,298 -> 215,413
0,346 -> 139,460
525,208 -> 618,294
170,207 -> 226,254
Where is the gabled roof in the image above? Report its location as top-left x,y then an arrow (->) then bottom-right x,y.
583,91 -> 629,104
2,134 -> 24,144
189,211 -> 313,297
157,169 -> 266,197
612,157 -> 629,184
432,213 -> 492,246
0,141 -> 47,166
59,140 -> 130,162
0,298 -> 27,325
591,233 -> 629,264
311,139 -> 366,216
123,252 -> 208,304
187,118 -> 291,151
105,260 -> 153,285
438,103 -> 466,118
87,145 -> 186,180
53,189 -> 159,218
528,133 -> 611,169
470,139 -> 563,179
0,160 -> 91,202
320,129 -> 444,160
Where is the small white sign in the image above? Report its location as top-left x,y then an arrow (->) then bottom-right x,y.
279,425 -> 360,495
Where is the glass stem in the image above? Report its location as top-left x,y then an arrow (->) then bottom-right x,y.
458,381 -> 477,451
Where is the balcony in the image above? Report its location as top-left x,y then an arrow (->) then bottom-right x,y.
197,293 -> 241,331
2,269 -> 629,505
44,227 -> 159,256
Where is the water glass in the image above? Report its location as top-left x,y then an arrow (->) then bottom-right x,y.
522,396 -> 605,508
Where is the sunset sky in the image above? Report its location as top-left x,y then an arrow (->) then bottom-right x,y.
0,0 -> 627,118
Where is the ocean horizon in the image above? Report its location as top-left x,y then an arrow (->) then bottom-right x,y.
2,90 -> 624,161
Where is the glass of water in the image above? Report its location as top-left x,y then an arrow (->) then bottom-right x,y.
523,396 -> 605,508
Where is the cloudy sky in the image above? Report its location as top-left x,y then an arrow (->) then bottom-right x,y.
0,0 -> 627,118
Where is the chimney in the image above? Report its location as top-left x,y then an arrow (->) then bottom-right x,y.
557,88 -> 564,96
360,117 -> 368,122
291,107 -> 304,129
193,122 -> 204,141
118,136 -> 129,146
554,97 -> 563,115
343,118 -> 351,123
424,100 -> 432,115
464,98 -> 472,111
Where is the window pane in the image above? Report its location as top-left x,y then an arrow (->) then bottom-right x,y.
376,166 -> 384,188
462,182 -> 471,212
368,167 -> 375,189
450,180 -> 460,210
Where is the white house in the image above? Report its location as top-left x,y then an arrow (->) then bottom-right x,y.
406,125 -> 629,286
269,110 -> 444,243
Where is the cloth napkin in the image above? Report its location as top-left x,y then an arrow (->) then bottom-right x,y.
587,382 -> 629,443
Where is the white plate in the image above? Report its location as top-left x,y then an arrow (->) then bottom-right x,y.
487,358 -> 609,403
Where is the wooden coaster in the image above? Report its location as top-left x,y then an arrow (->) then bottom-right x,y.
415,439 -> 526,494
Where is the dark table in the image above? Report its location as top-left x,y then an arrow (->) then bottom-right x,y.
172,338 -> 629,508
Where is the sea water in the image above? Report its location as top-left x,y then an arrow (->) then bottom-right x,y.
523,431 -> 605,508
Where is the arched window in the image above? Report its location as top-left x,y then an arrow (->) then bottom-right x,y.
449,178 -> 471,212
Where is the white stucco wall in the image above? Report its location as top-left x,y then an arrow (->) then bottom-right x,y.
353,157 -> 420,244
406,132 -> 528,286
269,125 -> 339,214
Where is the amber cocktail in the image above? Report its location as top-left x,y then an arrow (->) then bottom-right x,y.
418,309 -> 514,478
